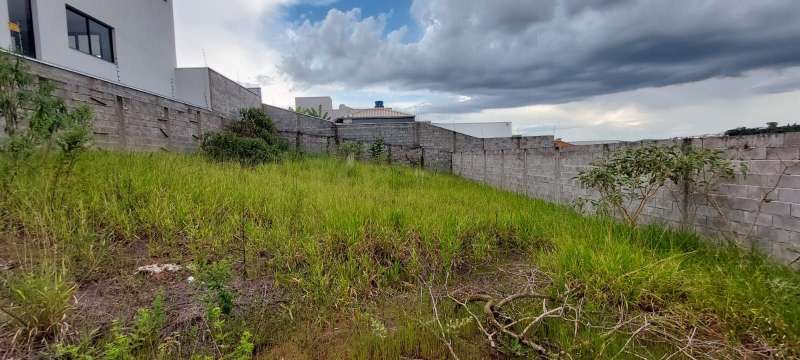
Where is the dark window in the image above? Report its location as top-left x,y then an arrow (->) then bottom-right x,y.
65,7 -> 114,63
7,0 -> 36,58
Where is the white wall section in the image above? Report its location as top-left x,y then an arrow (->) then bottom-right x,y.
1,0 -> 177,97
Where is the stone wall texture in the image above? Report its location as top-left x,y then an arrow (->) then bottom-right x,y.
208,69 -> 263,119
5,57 -> 799,267
14,58 -> 234,152
453,135 -> 800,267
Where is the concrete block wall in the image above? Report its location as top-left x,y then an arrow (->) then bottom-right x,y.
7,57 -> 798,266
208,69 -> 262,119
263,105 -> 436,169
13,58 -> 233,152
337,123 -> 418,148
455,133 -> 800,266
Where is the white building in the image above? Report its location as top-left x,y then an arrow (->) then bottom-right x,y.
432,122 -> 513,138
295,96 -> 334,115
1,0 -> 259,110
1,0 -> 178,98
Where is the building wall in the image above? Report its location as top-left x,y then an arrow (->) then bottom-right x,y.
0,2 -> 9,50
174,68 -> 211,108
295,97 -> 333,114
344,117 -> 415,125
174,67 -> 264,115
1,0 -> 177,97
453,135 -> 800,267
208,69 -> 262,119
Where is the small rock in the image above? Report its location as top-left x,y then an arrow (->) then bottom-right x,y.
136,264 -> 182,275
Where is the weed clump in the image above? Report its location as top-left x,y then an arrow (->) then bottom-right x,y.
1,270 -> 75,342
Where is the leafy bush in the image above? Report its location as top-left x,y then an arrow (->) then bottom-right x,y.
1,270 -> 75,340
578,144 -> 738,226
202,131 -> 281,167
201,108 -> 286,166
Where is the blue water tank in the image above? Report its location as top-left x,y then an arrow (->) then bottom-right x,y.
375,101 -> 384,108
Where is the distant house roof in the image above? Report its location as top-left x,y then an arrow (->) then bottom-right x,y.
343,108 -> 413,119
330,105 -> 414,122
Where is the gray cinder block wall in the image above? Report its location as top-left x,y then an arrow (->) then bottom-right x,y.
453,135 -> 800,267
6,57 -> 236,151
6,57 -> 798,266
208,69 -> 262,119
262,104 -> 800,267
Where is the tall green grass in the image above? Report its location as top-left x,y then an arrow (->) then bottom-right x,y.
1,151 -> 798,357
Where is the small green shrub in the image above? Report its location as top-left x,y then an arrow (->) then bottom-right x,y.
227,330 -> 254,360
201,306 -> 254,360
1,270 -> 75,340
369,138 -> 388,163
102,320 -> 135,360
193,260 -> 235,315
131,291 -> 166,351
577,144 -> 738,226
0,51 -> 94,197
96,291 -> 167,360
202,131 -> 281,166
201,108 -> 286,166
0,51 -> 32,136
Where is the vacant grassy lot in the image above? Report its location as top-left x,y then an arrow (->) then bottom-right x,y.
1,151 -> 798,359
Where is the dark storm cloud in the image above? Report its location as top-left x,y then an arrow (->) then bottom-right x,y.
280,0 -> 800,113
562,0 -> 632,15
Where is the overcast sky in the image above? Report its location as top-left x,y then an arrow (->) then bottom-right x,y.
173,0 -> 800,141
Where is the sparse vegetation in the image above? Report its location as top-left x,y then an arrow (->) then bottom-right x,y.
1,270 -> 75,342
577,144 -> 740,227
337,141 -> 363,162
725,122 -> 800,136
292,105 -> 330,120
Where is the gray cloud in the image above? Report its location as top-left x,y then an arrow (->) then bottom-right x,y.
280,0 -> 800,113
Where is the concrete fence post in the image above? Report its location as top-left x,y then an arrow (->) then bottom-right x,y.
554,147 -> 562,203
501,149 -> 506,189
115,96 -> 128,150
523,148 -> 529,197
680,137 -> 692,227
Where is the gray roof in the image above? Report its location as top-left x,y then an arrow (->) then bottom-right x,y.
331,106 -> 414,120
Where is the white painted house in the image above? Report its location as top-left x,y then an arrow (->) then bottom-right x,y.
1,0 -> 178,98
